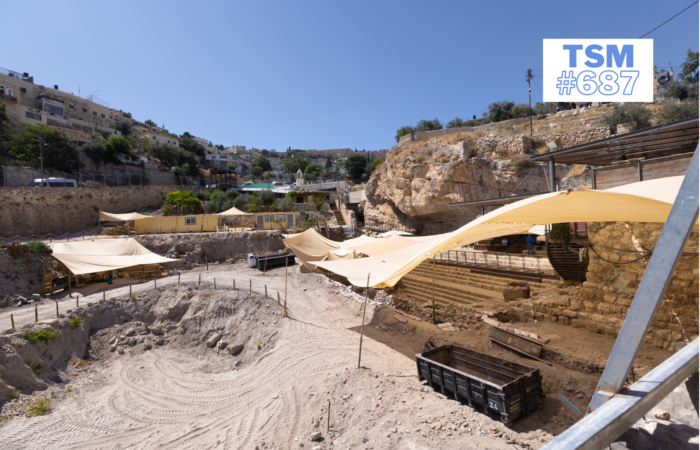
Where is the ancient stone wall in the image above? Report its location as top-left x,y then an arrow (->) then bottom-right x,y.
535,222 -> 699,348
531,127 -> 611,151
0,185 -> 178,236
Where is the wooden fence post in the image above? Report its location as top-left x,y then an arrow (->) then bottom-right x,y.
35,306 -> 38,323
56,301 -> 59,318
233,279 -> 236,290
205,257 -> 209,271
265,285 -> 267,298
277,292 -> 281,306
178,273 -> 180,285
214,278 -> 216,289
154,279 -> 157,289
358,273 -> 370,369
199,273 -> 201,286
284,259 -> 288,317
11,313 -> 15,331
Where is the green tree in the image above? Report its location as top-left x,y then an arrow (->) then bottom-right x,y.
150,144 -> 180,166
227,163 -> 237,171
145,119 -> 156,127
667,49 -> 699,100
512,103 -> 531,118
414,118 -> 443,131
305,162 -> 321,177
313,196 -> 325,211
395,125 -> 413,143
259,189 -> 276,206
656,100 -> 700,122
176,150 -> 200,176
0,103 -> 10,157
83,140 -> 107,166
104,135 -> 136,165
253,154 -> 272,172
181,131 -> 193,139
602,104 -> 653,133
179,138 -> 206,158
325,156 -> 333,168
343,153 -> 368,179
366,157 -> 385,175
487,101 -> 515,122
9,124 -> 80,173
114,121 -> 133,136
446,117 -> 468,128
283,156 -> 309,174
162,190 -> 203,215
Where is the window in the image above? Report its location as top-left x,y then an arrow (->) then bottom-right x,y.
276,214 -> 286,222
82,107 -> 87,112
45,104 -> 63,115
101,114 -> 105,118
25,112 -> 41,121
69,104 -> 74,109
20,87 -> 26,94
92,111 -> 97,116
265,215 -> 274,222
185,217 -> 196,225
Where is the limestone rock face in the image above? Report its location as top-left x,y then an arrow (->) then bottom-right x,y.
365,140 -> 549,228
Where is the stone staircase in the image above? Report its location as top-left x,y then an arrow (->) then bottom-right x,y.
399,261 -> 560,309
331,209 -> 346,226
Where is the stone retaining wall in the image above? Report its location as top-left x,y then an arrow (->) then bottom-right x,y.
534,222 -> 699,349
0,185 -> 179,235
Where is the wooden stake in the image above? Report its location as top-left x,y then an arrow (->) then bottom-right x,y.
233,279 -> 236,290
432,255 -> 437,324
103,291 -> 105,302
249,279 -> 252,292
277,291 -> 281,306
284,258 -> 288,317
68,272 -> 72,298
154,279 -> 157,289
214,278 -> 216,289
178,273 -> 180,285
199,273 -> 201,286
358,273 -> 370,369
56,301 -> 59,317
76,295 -> 79,308
265,285 -> 267,298
11,313 -> 15,331
140,265 -> 143,283
35,306 -> 38,323
205,256 -> 209,271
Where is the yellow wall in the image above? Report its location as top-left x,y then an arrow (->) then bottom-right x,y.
254,213 -> 296,230
133,215 -> 220,234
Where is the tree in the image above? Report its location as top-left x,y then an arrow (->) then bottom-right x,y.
0,103 -> 10,157
283,156 -> 309,174
259,189 -> 276,206
366,157 -> 385,175
114,121 -> 133,136
83,140 -> 107,166
414,118 -> 443,131
145,119 -> 156,127
343,153 -> 368,179
9,124 -> 80,173
313,196 -> 325,211
162,190 -> 203,215
227,163 -> 237,171
532,102 -> 551,115
446,117 -> 468,128
179,138 -> 206,158
656,100 -> 699,122
253,154 -> 272,171
325,156 -> 332,168
261,149 -> 270,157
279,197 -> 294,212
305,162 -> 321,177
487,101 -> 515,122
150,144 -> 180,167
603,104 -> 653,133
667,49 -> 699,100
395,125 -> 413,143
512,103 -> 531,118
181,132 -> 193,139
104,135 -> 136,165
252,166 -> 263,177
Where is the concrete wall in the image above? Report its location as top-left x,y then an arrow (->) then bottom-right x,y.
0,185 -> 179,235
535,222 -> 699,347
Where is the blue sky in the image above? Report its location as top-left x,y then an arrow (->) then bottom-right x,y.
2,1 -> 697,152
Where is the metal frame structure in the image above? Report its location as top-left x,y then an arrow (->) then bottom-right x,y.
542,147 -> 699,448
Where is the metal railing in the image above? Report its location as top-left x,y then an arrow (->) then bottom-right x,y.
435,249 -> 554,275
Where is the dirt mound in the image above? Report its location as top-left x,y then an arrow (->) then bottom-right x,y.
0,249 -> 57,306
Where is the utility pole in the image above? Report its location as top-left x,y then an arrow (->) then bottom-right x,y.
526,69 -> 533,137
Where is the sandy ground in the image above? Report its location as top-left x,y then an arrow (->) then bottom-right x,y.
0,263 -> 553,449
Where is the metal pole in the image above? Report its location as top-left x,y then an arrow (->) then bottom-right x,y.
548,156 -> 556,192
589,147 -> 699,411
358,273 -> 370,369
1,165 -> 4,187
284,258 -> 288,317
432,255 -> 437,324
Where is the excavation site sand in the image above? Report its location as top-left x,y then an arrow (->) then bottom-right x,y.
0,261 -> 694,449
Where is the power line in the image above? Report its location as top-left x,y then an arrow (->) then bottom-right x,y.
639,1 -> 698,38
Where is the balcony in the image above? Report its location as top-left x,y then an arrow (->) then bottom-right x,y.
0,92 -> 17,102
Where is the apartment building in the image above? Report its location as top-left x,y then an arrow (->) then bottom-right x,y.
0,66 -> 118,144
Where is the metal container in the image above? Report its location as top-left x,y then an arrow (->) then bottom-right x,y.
250,252 -> 295,271
416,345 -> 544,424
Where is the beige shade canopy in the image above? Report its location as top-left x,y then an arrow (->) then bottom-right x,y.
282,228 -> 339,269
313,176 -> 687,288
48,238 -> 178,276
99,211 -> 149,222
217,206 -> 251,216
336,235 -> 381,249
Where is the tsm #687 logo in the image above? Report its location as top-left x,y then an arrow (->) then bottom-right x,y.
543,39 -> 653,102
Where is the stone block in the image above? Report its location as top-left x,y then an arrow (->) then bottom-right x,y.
580,288 -> 595,300
206,333 -> 222,348
227,344 -> 244,355
559,316 -> 571,325
560,310 -> 578,318
603,294 -> 617,304
583,301 -> 596,313
616,297 -> 633,307
569,299 -> 583,311
598,304 -> 612,314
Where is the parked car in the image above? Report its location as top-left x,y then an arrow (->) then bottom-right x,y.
554,103 -> 574,112
242,182 -> 253,187
577,102 -> 592,108
272,181 -> 283,187
27,177 -> 78,188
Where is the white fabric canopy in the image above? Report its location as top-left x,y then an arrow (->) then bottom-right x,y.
315,177 -> 686,287
48,238 -> 178,275
376,230 -> 413,238
336,235 -> 381,249
99,211 -> 149,222
217,206 -> 251,216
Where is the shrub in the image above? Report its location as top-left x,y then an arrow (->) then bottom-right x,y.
27,399 -> 51,416
23,330 -> 56,344
9,390 -> 20,400
70,316 -> 85,329
279,198 -> 294,212
602,104 -> 653,133
195,190 -> 212,201
233,194 -> 252,210
313,196 -> 325,211
656,100 -> 699,123
259,190 -> 276,206
129,294 -> 136,302
162,190 -> 203,215
27,241 -> 50,254
511,154 -> 534,172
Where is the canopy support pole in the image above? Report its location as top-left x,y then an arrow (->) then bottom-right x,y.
432,255 -> 437,324
548,156 -> 556,192
358,273 -> 370,369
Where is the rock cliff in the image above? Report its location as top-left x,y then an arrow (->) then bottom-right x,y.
364,137 -> 551,229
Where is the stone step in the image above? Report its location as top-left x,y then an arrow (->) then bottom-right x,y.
406,269 -> 548,291
409,266 -> 556,288
401,278 -> 496,303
